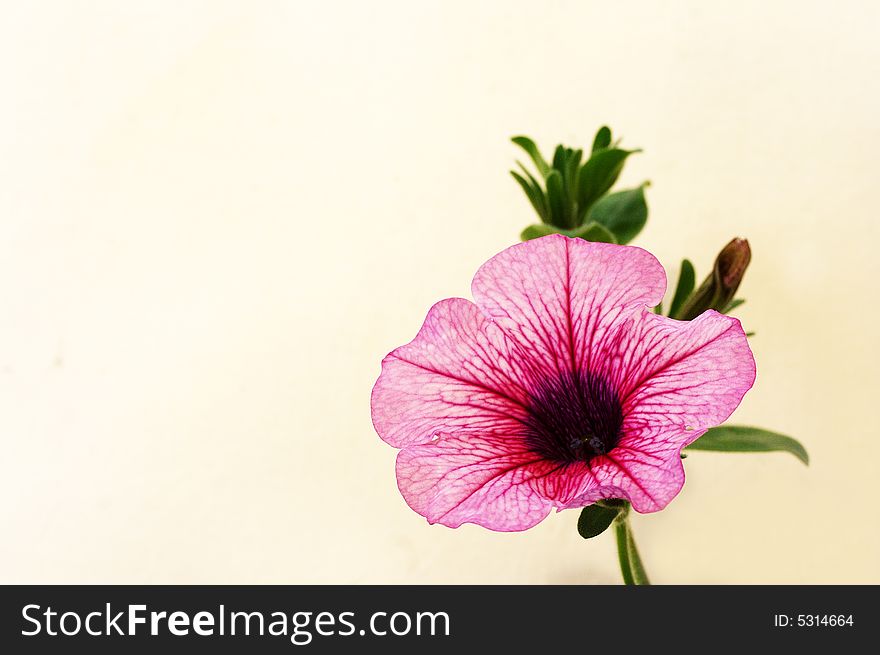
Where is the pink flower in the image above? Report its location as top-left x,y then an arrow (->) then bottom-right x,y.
371,235 -> 756,531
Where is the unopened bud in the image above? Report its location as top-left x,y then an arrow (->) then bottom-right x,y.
676,238 -> 751,321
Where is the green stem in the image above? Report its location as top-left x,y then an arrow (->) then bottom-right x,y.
614,520 -> 635,585
613,503 -> 651,585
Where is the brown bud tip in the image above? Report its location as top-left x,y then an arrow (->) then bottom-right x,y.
716,238 -> 751,293
674,237 -> 752,321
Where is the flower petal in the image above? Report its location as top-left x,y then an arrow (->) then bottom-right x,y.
374,238 -> 758,523
556,441 -> 687,513
395,432 -> 555,530
552,309 -> 757,513
471,234 -> 666,378
371,297 -> 531,448
608,310 -> 757,434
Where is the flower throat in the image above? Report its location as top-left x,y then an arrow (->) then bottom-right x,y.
523,370 -> 623,463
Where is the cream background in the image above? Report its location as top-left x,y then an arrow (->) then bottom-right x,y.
1,1 -> 878,584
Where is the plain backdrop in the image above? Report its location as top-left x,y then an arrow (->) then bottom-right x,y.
1,1 -> 878,584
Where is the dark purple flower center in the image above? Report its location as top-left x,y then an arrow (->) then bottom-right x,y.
523,370 -> 623,463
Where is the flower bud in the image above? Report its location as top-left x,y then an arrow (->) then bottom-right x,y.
676,238 -> 751,321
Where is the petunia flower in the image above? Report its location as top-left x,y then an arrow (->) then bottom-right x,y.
371,235 -> 756,532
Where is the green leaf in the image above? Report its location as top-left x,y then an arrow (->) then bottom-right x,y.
669,259 -> 696,319
592,126 -> 612,153
511,136 -> 551,178
563,148 -> 582,203
746,331 -> 756,337
686,425 -> 809,465
576,148 -> 637,221
577,503 -> 621,539
520,223 -> 561,241
572,221 -> 617,244
722,298 -> 746,313
545,170 -> 570,228
587,184 -> 649,244
510,169 -> 549,222
552,145 -> 567,172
